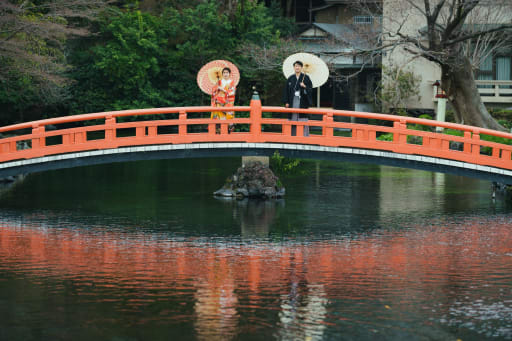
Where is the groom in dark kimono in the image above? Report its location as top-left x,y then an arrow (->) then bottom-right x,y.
282,60 -> 313,136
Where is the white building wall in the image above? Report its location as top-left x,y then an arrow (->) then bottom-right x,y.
382,0 -> 512,111
382,0 -> 440,110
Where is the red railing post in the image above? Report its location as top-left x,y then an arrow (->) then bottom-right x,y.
463,131 -> 472,154
353,129 -> 367,141
1,141 -> 15,154
393,119 -> 407,144
297,123 -> 304,137
105,115 -> 116,141
31,125 -> 45,151
323,112 -> 333,137
250,90 -> 262,141
283,116 -> 292,136
492,147 -> 500,159
220,121 -> 228,135
502,149 -> 511,162
179,111 -> 187,136
426,135 -> 441,150
62,134 -> 71,146
471,130 -> 481,156
208,119 -> 216,136
74,131 -> 85,144
147,126 -> 157,137
441,139 -> 450,150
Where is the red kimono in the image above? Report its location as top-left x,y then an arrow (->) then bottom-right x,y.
211,79 -> 236,120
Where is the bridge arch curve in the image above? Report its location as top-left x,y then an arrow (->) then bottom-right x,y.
1,142 -> 511,184
1,98 -> 512,184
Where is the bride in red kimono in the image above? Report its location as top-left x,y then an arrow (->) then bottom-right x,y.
211,67 -> 236,133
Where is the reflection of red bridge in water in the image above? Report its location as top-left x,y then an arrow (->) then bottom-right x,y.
0,220 -> 510,312
1,217 -> 510,339
1,94 -> 512,182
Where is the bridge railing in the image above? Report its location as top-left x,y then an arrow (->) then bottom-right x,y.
1,96 -> 512,171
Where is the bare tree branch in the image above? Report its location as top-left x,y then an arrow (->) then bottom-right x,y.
445,24 -> 512,46
342,0 -> 512,130
0,0 -> 111,86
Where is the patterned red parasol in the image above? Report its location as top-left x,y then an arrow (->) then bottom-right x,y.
197,60 -> 240,95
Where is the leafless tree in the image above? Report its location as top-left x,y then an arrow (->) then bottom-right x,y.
238,39 -> 303,71
0,0 -> 110,96
237,39 -> 303,104
350,0 -> 512,130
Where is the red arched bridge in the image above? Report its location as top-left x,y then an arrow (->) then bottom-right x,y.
1,94 -> 512,183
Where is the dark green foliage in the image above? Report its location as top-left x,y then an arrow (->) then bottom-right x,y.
0,66 -> 40,125
0,59 -> 67,124
68,0 -> 294,115
489,109 -> 512,122
1,0 -> 295,122
0,0 -> 110,123
497,119 -> 512,131
69,8 -> 174,113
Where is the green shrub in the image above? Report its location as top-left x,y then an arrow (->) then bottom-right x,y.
377,65 -> 421,115
489,108 -> 512,121
270,150 -> 302,175
377,132 -> 393,141
442,129 -> 464,137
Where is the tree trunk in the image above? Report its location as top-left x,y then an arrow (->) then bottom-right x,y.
285,0 -> 293,18
441,57 -> 505,132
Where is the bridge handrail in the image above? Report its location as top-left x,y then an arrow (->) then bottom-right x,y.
1,104 -> 511,140
1,97 -> 512,172
262,106 -> 512,139
0,106 -> 252,133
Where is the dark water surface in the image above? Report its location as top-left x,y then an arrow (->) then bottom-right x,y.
0,158 -> 511,341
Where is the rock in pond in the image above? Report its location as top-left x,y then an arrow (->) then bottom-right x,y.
213,161 -> 285,199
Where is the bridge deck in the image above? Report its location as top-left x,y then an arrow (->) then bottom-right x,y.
1,96 -> 512,182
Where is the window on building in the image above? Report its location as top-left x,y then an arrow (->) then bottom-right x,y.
353,16 -> 373,24
496,56 -> 511,82
477,53 -> 512,89
353,15 -> 382,25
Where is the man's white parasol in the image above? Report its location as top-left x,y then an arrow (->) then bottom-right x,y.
282,52 -> 329,88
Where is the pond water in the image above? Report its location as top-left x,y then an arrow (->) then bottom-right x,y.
0,158 -> 511,341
